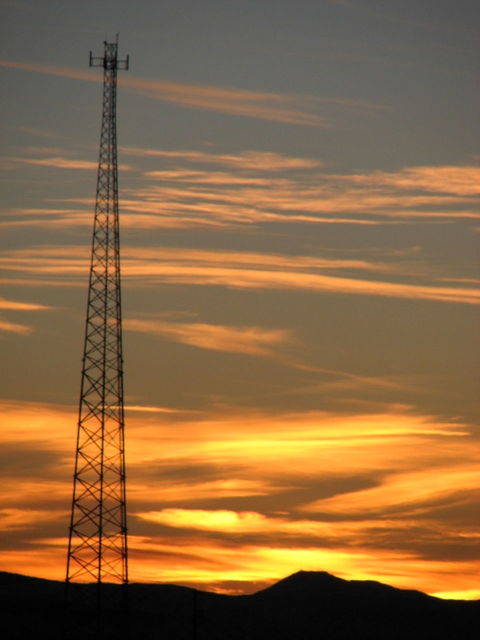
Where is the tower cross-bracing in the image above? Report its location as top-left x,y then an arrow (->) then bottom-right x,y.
65,38 -> 129,636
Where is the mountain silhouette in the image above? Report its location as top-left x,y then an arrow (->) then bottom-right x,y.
2,569 -> 479,639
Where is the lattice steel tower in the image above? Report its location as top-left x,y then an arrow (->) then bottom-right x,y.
66,38 -> 130,636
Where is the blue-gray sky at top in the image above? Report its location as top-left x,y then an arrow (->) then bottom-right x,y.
0,0 -> 479,596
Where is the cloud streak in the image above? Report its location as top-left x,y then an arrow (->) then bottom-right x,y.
0,297 -> 51,334
126,76 -> 330,126
337,166 -> 480,196
125,319 -> 294,358
121,248 -> 478,305
0,297 -> 50,311
13,157 -> 98,171
0,59 -> 338,127
127,159 -> 480,229
1,246 -> 478,305
2,145 -> 478,234
122,147 -> 324,171
0,318 -> 33,335
9,156 -> 133,172
302,466 -> 480,517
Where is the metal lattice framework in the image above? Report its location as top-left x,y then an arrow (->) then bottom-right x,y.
66,39 -> 129,592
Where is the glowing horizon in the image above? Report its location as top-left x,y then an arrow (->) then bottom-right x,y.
0,400 -> 478,599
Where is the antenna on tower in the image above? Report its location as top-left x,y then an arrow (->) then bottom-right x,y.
65,38 -> 130,639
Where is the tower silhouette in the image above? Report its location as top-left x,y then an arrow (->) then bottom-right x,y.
65,38 -> 129,638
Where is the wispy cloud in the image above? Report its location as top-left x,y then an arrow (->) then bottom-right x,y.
144,170 -> 275,186
129,156 -> 480,228
122,147 -> 324,171
0,508 -> 60,531
0,297 -> 50,311
9,156 -> 133,171
14,156 -> 98,170
0,318 -> 32,334
2,147 -> 477,231
119,247 -> 477,305
137,265 -> 478,304
125,404 -> 190,414
0,246 -> 477,305
0,297 -> 51,334
0,59 -> 336,127
338,166 -> 480,196
133,184 -> 471,217
124,319 -> 294,358
0,59 -> 100,82
126,76 -> 331,126
302,465 -> 480,517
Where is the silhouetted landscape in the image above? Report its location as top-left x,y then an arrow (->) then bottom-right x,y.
2,569 -> 479,639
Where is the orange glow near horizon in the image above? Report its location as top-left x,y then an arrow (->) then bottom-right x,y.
3,534 -> 480,600
0,400 -> 478,599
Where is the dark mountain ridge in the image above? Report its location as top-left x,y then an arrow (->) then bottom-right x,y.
2,569 -> 479,639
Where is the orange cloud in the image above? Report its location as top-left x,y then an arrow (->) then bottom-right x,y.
144,169 -> 276,186
303,466 -> 480,516
0,297 -> 52,334
15,157 -> 98,170
0,59 -> 100,83
10,156 -> 133,171
136,508 -> 427,540
124,319 -> 294,358
126,408 -> 467,481
122,77 -> 329,126
0,401 -> 468,481
342,165 -> 480,196
125,174 -> 478,230
139,509 -> 277,533
1,246 -> 477,304
0,59 -> 330,127
0,508 -> 61,531
119,253 -> 478,305
120,194 -> 379,227
0,401 -> 75,449
3,145 -> 477,232
123,147 -> 324,171
129,479 -> 272,505
0,297 -> 50,311
0,318 -> 32,334
125,404 -> 190,414
1,207 -> 89,218
124,151 -> 479,227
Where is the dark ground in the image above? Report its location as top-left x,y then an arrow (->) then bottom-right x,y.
2,569 -> 479,639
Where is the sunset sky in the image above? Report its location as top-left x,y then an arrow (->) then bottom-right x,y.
1,0 -> 479,599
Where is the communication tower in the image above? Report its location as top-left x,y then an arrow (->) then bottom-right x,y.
65,37 -> 130,638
